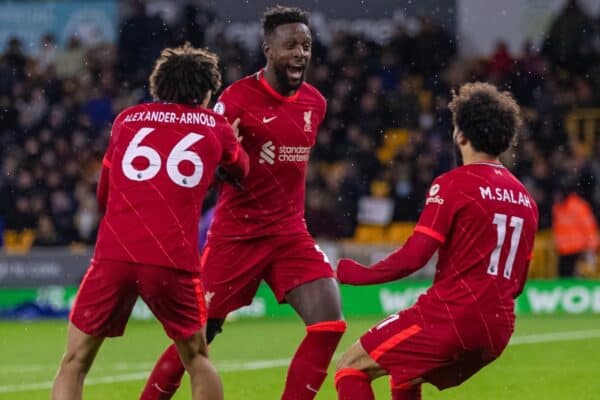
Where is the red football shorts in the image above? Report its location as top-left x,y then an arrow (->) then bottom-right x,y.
70,259 -> 206,340
359,305 -> 513,390
201,232 -> 334,318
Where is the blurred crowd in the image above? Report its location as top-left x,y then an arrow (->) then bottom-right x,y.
1,0 -> 599,249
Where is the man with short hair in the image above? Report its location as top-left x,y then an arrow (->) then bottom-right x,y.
142,6 -> 345,400
334,82 -> 539,400
52,43 -> 249,400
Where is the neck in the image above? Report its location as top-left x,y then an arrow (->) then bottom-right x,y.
462,149 -> 500,166
262,65 -> 297,97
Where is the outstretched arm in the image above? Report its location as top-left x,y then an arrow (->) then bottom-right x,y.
336,232 -> 440,285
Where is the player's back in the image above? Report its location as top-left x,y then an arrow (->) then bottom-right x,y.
95,102 -> 236,271
419,163 -> 538,321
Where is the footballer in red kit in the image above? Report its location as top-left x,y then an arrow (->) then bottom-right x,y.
92,102 -> 242,276
334,83 -> 539,400
208,68 -> 326,239
202,69 -> 330,312
52,44 -> 248,400
142,6 -> 346,400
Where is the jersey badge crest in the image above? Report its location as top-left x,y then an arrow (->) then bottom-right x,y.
304,110 -> 312,132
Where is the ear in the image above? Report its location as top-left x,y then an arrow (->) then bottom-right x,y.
454,130 -> 468,145
262,40 -> 270,59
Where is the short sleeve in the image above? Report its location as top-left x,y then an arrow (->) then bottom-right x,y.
97,113 -> 123,210
102,141 -> 114,168
319,96 -> 327,125
213,86 -> 243,122
414,175 -> 457,244
102,113 -> 122,167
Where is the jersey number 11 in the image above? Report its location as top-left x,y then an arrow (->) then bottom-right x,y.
487,213 -> 524,279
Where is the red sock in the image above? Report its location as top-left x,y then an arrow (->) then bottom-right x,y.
281,320 -> 347,400
391,383 -> 422,400
140,344 -> 185,400
334,368 -> 375,400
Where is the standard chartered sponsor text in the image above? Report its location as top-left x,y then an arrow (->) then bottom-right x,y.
278,145 -> 310,162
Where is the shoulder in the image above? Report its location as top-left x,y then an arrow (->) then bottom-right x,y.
114,103 -> 142,122
301,82 -> 326,108
116,102 -> 175,118
110,104 -> 146,137
203,108 -> 233,139
202,106 -> 228,124
425,170 -> 464,204
431,169 -> 459,188
221,74 -> 258,98
447,164 -> 504,188
214,74 -> 258,115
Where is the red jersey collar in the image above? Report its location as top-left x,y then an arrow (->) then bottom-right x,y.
257,69 -> 301,103
469,161 -> 504,168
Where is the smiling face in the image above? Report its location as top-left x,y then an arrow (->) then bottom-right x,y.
264,22 -> 312,93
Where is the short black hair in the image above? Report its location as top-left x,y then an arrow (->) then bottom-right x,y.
262,5 -> 309,37
149,42 -> 221,105
449,82 -> 521,157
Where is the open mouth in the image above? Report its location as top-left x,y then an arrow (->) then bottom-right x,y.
287,65 -> 305,80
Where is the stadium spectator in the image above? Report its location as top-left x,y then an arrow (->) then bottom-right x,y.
552,180 -> 600,277
54,36 -> 86,79
3,37 -> 26,84
118,0 -> 172,85
0,1 -> 599,259
34,213 -> 63,246
488,41 -> 513,81
411,16 -> 456,76
174,2 -> 216,47
541,0 -> 595,74
36,33 -> 58,75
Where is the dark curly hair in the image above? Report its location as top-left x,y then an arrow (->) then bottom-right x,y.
262,5 -> 309,37
149,42 -> 221,105
449,82 -> 521,157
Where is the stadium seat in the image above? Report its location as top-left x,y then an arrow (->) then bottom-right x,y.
565,108 -> 600,158
386,222 -> 415,244
418,90 -> 432,110
376,129 -> 410,163
3,229 -> 35,254
370,180 -> 391,197
529,230 -> 557,278
577,259 -> 599,278
353,224 -> 386,243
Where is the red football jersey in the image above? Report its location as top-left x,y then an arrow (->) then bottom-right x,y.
209,71 -> 327,238
414,162 -> 539,318
94,102 -> 246,272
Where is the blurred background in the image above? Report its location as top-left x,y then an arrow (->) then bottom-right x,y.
1,0 -> 600,319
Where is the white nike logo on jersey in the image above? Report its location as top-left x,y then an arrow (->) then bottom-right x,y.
262,116 -> 278,124
306,384 -> 318,393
